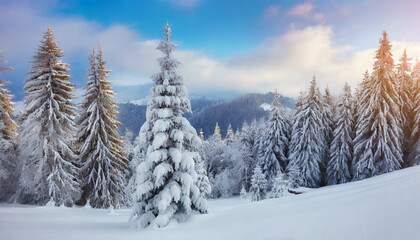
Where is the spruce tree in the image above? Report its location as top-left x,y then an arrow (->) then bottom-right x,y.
123,128 -> 135,162
353,31 -> 403,180
351,71 -> 370,173
326,83 -> 353,185
205,123 -> 226,177
213,122 -> 222,141
286,163 -> 302,189
321,86 -> 334,181
289,75 -> 324,188
240,184 -> 247,199
76,47 -> 129,208
196,130 -> 211,198
223,131 -> 248,195
132,23 -> 208,228
0,51 -> 18,201
250,166 -> 267,202
18,27 -> 80,206
411,60 -> 420,82
409,63 -> 420,166
252,118 -> 267,165
225,123 -> 234,144
353,71 -> 370,128
396,50 -> 415,166
240,121 -> 257,188
257,89 -> 289,186
271,171 -> 288,198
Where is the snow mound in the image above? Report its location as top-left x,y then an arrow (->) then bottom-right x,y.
122,97 -> 150,106
1,166 -> 420,239
259,103 -> 272,111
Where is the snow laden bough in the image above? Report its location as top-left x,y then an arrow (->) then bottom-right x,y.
131,23 -> 210,228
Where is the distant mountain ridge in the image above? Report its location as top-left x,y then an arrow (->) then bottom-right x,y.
117,92 -> 296,138
187,92 -> 295,138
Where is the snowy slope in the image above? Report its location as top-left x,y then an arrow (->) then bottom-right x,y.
259,102 -> 272,111
122,97 -> 150,106
1,166 -> 420,240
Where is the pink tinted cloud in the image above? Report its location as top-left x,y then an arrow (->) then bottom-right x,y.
287,2 -> 314,18
314,13 -> 325,22
263,4 -> 281,20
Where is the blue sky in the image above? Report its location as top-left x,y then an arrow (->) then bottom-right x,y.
55,0 -> 287,58
1,0 -> 420,101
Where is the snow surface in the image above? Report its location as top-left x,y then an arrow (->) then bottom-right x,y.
1,165 -> 420,240
259,102 -> 272,111
259,103 -> 293,114
122,97 -> 150,106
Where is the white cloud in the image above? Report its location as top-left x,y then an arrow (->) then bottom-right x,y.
2,1 -> 420,100
287,2 -> 314,18
287,2 -> 325,23
178,25 -> 374,96
392,41 -> 420,64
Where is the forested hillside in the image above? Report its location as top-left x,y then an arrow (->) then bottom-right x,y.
117,93 -> 295,138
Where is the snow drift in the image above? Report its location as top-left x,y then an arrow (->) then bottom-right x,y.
1,165 -> 419,239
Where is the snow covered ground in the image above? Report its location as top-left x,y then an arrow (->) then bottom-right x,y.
1,165 -> 420,240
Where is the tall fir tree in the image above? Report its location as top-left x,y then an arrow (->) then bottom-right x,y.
353,31 -> 403,180
351,71 -> 370,173
132,23 -> 208,228
396,50 -> 415,166
409,61 -> 420,166
18,27 -> 80,206
0,50 -> 19,201
204,123 -> 226,178
353,71 -> 370,128
411,60 -> 420,82
252,118 -> 267,163
196,135 -> 211,198
288,75 -> 324,188
239,121 -> 256,190
76,47 -> 129,208
321,86 -> 334,180
326,83 -> 354,185
257,89 -> 289,186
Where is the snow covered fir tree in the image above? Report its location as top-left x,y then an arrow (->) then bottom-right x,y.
353,31 -> 404,180
1,15 -> 420,239
225,123 -> 234,144
131,23 -> 209,228
326,83 -> 353,185
250,166 -> 267,202
123,128 -> 135,162
17,27 -> 80,206
396,49 -> 415,166
409,61 -> 420,166
271,171 -> 288,198
76,47 -> 129,208
0,50 -> 19,201
288,75 -> 325,188
321,86 -> 334,183
257,89 -> 289,187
